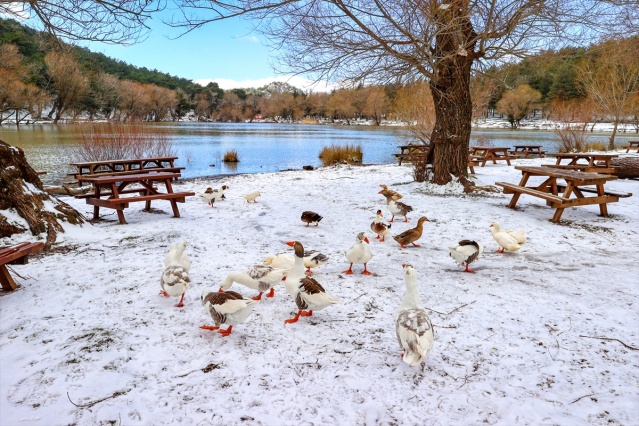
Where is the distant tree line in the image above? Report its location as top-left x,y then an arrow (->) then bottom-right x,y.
1,17 -> 637,138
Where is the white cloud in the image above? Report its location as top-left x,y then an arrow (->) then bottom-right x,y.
236,35 -> 261,43
194,76 -> 338,93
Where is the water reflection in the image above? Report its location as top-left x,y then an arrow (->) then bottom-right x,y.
0,122 -> 634,186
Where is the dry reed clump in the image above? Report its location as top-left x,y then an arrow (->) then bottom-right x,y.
223,149 -> 239,162
318,144 -> 363,166
74,123 -> 175,162
554,125 -> 601,152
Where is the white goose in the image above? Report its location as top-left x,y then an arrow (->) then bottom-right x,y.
160,265 -> 191,307
263,252 -> 295,271
284,241 -> 340,324
344,232 -> 373,275
449,240 -> 484,273
396,264 -> 435,367
490,221 -> 522,253
219,264 -> 287,300
505,229 -> 526,244
200,288 -> 257,336
163,241 -> 191,271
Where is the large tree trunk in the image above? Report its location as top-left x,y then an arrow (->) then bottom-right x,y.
427,4 -> 477,190
0,140 -> 85,248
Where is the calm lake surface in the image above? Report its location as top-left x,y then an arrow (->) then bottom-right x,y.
0,122 -> 634,186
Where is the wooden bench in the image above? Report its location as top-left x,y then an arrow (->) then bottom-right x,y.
468,155 -> 483,173
496,182 -> 569,205
623,141 -> 639,153
0,242 -> 45,291
555,184 -> 632,199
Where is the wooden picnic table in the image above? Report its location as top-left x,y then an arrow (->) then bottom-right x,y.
543,153 -> 619,174
0,242 -> 44,291
509,145 -> 546,158
495,166 -> 632,223
69,156 -> 184,185
469,146 -> 512,166
75,172 -> 195,224
624,141 -> 639,153
394,144 -> 430,165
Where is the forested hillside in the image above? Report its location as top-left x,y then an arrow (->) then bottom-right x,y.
1,17 -> 637,131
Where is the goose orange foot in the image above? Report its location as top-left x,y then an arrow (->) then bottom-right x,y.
252,292 -> 263,301
343,263 -> 354,274
218,326 -> 233,336
284,311 -> 303,324
200,325 -> 220,331
174,294 -> 185,307
464,263 -> 475,273
266,288 -> 275,298
160,290 -> 170,297
300,310 -> 313,317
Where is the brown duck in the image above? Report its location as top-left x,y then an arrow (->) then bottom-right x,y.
370,210 -> 392,242
301,211 -> 323,227
393,217 -> 430,248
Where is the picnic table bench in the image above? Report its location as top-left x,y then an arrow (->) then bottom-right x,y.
75,172 -> 195,224
495,166 -> 632,223
623,141 -> 639,153
509,145 -> 546,158
394,144 -> 430,165
0,242 -> 45,291
69,156 -> 184,186
469,146 -> 512,166
543,153 -> 618,174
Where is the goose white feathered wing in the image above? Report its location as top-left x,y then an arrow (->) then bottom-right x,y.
160,265 -> 191,307
505,230 -> 526,244
448,240 -> 484,272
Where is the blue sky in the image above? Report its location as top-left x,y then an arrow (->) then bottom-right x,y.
81,15 -> 334,92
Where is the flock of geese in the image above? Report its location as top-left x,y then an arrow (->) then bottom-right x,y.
161,183 -> 527,367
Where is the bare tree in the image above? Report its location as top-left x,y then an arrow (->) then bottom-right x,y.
496,84 -> 542,128
0,1 -> 163,43
577,37 -> 639,149
44,51 -> 89,123
172,0 -> 637,187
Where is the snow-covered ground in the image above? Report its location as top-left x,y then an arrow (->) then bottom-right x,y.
1,157 -> 638,425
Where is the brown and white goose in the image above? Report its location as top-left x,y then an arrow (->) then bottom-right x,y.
197,185 -> 228,208
219,264 -> 287,300
379,189 -> 413,222
396,264 -> 434,366
283,241 -> 340,324
160,265 -> 191,307
449,240 -> 484,273
200,289 -> 257,336
370,210 -> 392,242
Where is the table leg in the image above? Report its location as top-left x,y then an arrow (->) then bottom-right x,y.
0,265 -> 18,291
92,185 -> 101,220
508,172 -> 531,208
503,151 -> 511,166
552,183 -> 574,222
596,183 -> 609,217
110,183 -> 127,224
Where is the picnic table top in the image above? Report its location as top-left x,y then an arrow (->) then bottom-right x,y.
552,153 -> 619,159
512,145 -> 543,149
77,171 -> 182,184
515,165 -> 618,183
470,146 -> 510,151
70,156 -> 178,167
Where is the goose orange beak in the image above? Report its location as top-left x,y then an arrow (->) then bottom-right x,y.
364,237 -> 370,244
286,241 -> 295,247
402,264 -> 407,268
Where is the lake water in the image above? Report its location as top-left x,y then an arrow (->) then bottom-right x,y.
0,122 -> 635,186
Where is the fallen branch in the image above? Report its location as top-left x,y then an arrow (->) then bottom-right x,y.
579,335 -> 639,351
570,393 -> 595,404
425,301 -> 476,316
67,389 -> 130,409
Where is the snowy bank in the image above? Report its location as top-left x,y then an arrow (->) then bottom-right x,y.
0,159 -> 638,425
